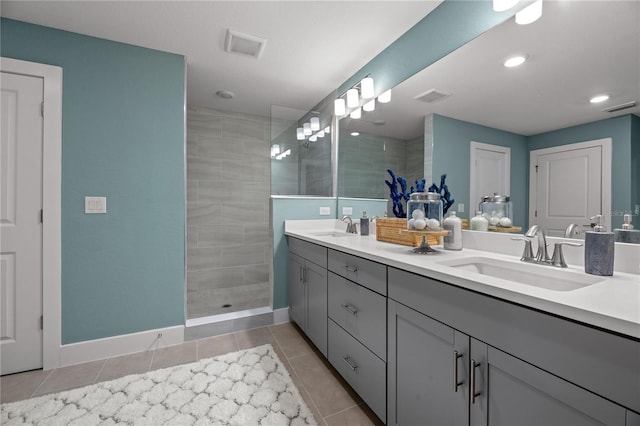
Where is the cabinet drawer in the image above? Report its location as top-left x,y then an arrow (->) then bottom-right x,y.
328,249 -> 386,295
289,237 -> 327,268
328,272 -> 386,360
328,319 -> 386,422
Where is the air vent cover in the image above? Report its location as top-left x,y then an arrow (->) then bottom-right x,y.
601,101 -> 637,113
225,29 -> 267,58
415,89 -> 451,104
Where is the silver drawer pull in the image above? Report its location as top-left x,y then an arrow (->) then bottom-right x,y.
471,359 -> 481,404
453,350 -> 464,392
341,303 -> 358,316
343,265 -> 358,273
343,356 -> 358,371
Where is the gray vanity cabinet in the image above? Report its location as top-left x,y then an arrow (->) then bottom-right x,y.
288,238 -> 328,356
469,340 -> 626,426
388,300 -> 469,426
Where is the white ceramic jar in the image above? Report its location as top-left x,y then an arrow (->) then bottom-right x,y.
443,211 -> 462,250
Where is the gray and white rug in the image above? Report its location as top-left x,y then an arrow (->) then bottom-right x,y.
1,344 -> 317,425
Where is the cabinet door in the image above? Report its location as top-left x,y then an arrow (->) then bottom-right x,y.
288,253 -> 305,329
470,340 -> 626,426
388,300 -> 469,426
305,260 -> 328,357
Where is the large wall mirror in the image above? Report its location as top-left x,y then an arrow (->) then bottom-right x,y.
336,0 -> 639,236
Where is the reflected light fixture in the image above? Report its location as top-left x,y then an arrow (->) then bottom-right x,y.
309,135 -> 317,142
504,55 -> 527,68
378,89 -> 392,103
296,127 -> 305,140
590,94 -> 610,103
310,117 -> 320,131
516,0 -> 542,25
350,107 -> 362,119
346,88 -> 359,108
493,0 -> 518,12
317,130 -> 325,138
303,122 -> 312,135
334,98 -> 346,116
270,144 -> 281,158
350,132 -> 360,136
363,99 -> 376,112
361,77 -> 374,99
325,126 -> 331,134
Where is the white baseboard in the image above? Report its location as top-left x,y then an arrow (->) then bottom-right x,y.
59,325 -> 184,368
273,307 -> 289,324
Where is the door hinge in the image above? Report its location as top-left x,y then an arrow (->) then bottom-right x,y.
40,102 -> 44,117
40,315 -> 43,330
535,164 -> 539,172
535,210 -> 538,217
40,209 -> 43,223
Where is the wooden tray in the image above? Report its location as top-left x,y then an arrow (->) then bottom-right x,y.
376,217 -> 448,247
488,225 -> 522,233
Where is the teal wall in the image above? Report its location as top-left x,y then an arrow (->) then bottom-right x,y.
528,115 -> 636,229
632,115 -> 640,217
432,114 -> 529,227
1,19 -> 186,344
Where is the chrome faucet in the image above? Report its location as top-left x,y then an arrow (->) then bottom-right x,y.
514,225 -> 583,268
341,215 -> 358,234
525,225 -> 550,263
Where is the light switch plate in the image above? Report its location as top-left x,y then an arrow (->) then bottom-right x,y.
319,206 -> 331,216
458,203 -> 465,213
85,196 -> 107,214
342,207 -> 353,215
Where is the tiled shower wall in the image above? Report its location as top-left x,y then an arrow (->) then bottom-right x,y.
186,106 -> 271,319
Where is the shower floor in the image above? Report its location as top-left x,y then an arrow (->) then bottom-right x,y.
187,281 -> 271,319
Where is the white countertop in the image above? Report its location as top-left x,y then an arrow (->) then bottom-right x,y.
285,220 -> 640,340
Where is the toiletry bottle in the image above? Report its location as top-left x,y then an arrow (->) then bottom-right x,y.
443,211 -> 462,250
614,214 -> 640,243
584,215 -> 614,276
360,211 -> 369,236
470,211 -> 489,231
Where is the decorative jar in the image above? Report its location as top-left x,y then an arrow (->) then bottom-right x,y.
479,194 -> 513,226
407,192 -> 443,230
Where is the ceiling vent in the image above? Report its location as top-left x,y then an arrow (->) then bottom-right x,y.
415,89 -> 451,104
601,101 -> 637,113
224,29 -> 267,59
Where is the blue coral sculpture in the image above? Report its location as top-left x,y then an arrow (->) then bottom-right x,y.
428,174 -> 455,214
411,178 -> 426,193
385,169 -> 411,218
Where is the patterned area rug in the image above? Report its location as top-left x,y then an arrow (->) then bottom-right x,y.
1,344 -> 317,425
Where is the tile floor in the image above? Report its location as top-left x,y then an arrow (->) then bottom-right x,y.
1,322 -> 383,426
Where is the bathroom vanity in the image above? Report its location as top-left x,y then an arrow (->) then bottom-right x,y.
285,220 -> 640,426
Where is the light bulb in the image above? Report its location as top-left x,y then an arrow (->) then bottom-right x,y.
378,89 -> 392,103
325,126 -> 331,134
346,88 -> 359,108
296,127 -> 305,140
309,135 -> 317,142
363,99 -> 376,112
493,0 -> 518,12
310,117 -> 320,131
350,107 -> 361,119
504,55 -> 527,68
361,77 -> 374,99
272,144 -> 280,155
303,122 -> 312,135
334,98 -> 346,116
317,131 -> 325,138
516,0 -> 542,25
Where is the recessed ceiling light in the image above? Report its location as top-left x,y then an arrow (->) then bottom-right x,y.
504,55 -> 527,68
350,132 -> 360,136
590,94 -> 610,103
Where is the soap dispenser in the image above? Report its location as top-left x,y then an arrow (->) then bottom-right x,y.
584,215 -> 614,276
614,214 -> 640,244
360,211 -> 369,236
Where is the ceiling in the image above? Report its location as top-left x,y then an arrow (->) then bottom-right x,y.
341,0 -> 640,138
0,0 -> 441,118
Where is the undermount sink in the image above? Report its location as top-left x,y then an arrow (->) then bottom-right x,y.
310,231 -> 353,238
438,256 -> 604,292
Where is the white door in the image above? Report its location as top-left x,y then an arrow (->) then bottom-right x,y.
529,139 -> 611,237
1,71 -> 44,375
470,142 -> 511,214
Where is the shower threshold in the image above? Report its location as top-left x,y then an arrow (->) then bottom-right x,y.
185,306 -> 272,328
